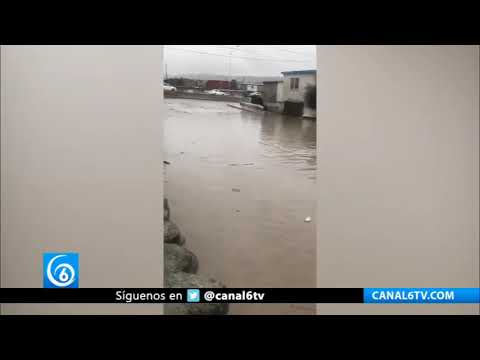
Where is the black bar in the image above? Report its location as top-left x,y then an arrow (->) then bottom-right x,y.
0,288 -> 363,303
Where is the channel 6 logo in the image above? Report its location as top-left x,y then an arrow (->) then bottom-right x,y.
43,253 -> 79,288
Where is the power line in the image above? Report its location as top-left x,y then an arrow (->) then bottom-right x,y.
268,45 -> 314,56
203,45 -> 313,60
237,45 -> 314,56
166,46 -> 310,63
205,45 -> 243,52
165,46 -> 313,64
214,45 -> 313,56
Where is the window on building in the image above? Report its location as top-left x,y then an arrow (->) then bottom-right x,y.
290,78 -> 299,90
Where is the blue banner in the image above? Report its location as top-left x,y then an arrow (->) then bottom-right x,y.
364,288 -> 480,303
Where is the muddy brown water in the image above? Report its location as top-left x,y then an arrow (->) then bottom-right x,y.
165,98 -> 316,315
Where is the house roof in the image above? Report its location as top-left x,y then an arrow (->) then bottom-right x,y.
281,70 -> 316,76
263,80 -> 283,84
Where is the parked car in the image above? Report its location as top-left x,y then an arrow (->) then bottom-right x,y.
206,89 -> 228,96
164,83 -> 177,92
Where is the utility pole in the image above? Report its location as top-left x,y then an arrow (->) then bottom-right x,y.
228,45 -> 239,89
228,50 -> 232,82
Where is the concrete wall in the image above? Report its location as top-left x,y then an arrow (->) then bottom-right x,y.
263,82 -> 286,113
264,103 -> 285,113
277,81 -> 285,102
316,45 -> 479,315
1,45 -> 164,314
263,83 -> 278,103
164,91 -> 245,103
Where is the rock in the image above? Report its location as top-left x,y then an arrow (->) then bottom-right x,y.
178,234 -> 186,246
162,202 -> 229,315
164,220 -> 181,244
165,243 -> 199,274
164,198 -> 170,221
166,271 -> 226,289
164,272 -> 229,315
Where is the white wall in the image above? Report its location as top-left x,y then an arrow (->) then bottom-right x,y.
276,82 -> 285,103
1,45 -> 164,314
316,45 -> 479,314
283,73 -> 316,103
263,82 -> 284,112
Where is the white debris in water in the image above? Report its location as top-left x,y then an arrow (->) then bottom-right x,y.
304,216 -> 312,223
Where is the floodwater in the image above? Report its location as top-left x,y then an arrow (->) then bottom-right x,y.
164,98 -> 316,315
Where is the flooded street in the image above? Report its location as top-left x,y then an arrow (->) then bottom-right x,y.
165,98 -> 316,315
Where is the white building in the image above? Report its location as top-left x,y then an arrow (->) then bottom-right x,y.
239,83 -> 260,92
262,80 -> 284,112
281,70 -> 316,118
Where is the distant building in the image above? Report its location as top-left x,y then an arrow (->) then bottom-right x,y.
239,83 -> 261,92
206,80 -> 231,90
281,70 -> 316,117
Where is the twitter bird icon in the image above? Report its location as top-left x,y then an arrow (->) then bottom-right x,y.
187,289 -> 200,302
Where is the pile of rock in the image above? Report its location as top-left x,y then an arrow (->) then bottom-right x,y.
164,198 -> 229,315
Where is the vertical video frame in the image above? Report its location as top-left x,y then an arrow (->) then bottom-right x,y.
163,45 -> 317,315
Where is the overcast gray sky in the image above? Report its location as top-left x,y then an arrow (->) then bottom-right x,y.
164,45 -> 316,77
